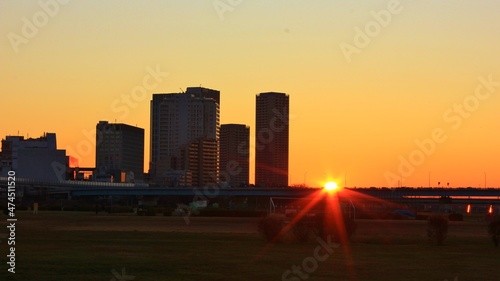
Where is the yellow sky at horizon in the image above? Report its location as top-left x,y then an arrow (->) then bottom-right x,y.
1,0 -> 499,187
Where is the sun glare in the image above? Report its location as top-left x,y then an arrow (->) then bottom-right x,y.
324,181 -> 338,191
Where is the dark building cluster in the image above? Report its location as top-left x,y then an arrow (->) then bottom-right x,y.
0,88 -> 289,187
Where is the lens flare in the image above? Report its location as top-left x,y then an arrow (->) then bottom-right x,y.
324,181 -> 338,191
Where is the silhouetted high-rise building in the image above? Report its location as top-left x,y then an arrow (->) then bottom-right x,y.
150,87 -> 220,186
255,92 -> 289,187
95,121 -> 144,182
220,124 -> 249,187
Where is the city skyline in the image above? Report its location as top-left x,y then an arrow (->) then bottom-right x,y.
1,1 -> 500,187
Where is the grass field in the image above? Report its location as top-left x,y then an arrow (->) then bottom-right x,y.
1,212 -> 499,281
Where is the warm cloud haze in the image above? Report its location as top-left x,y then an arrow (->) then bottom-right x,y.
1,0 -> 499,187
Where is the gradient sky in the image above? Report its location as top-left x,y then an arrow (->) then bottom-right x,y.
1,0 -> 499,187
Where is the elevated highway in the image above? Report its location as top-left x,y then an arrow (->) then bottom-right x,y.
1,178 -> 500,205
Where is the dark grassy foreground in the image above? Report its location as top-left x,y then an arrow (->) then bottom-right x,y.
1,212 -> 499,281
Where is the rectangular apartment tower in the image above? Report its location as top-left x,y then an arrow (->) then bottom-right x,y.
220,124 -> 249,187
255,92 -> 289,187
95,121 -> 145,182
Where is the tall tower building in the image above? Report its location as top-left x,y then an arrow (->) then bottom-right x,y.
220,124 -> 249,187
255,92 -> 289,187
150,87 -> 220,187
95,121 -> 144,182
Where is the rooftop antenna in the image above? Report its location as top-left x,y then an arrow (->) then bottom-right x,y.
179,88 -> 185,94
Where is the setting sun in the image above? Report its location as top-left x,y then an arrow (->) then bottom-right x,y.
324,181 -> 339,191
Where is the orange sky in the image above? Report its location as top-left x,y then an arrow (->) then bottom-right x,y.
1,1 -> 499,187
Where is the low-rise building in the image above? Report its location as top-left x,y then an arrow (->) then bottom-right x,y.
0,133 -> 68,181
